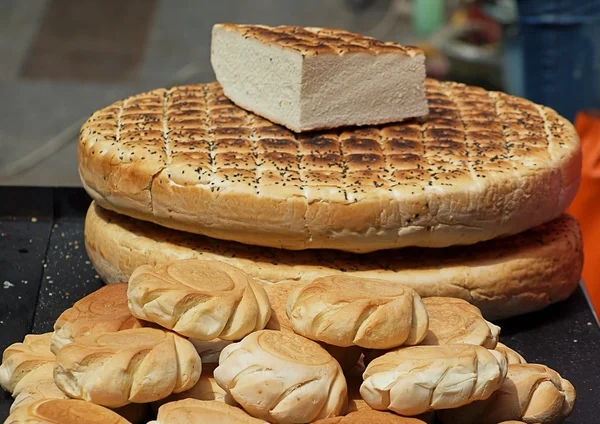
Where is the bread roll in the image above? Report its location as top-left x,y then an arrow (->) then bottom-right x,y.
51,283 -> 143,353
128,259 -> 271,340
421,297 -> 499,349
5,398 -> 131,424
10,377 -> 149,423
286,275 -> 428,349
437,364 -> 576,424
151,399 -> 265,424
189,338 -> 233,364
313,409 -> 428,423
10,378 -> 68,413
54,327 -> 201,407
495,343 -> 527,365
264,279 -> 362,371
214,330 -> 347,423
87,204 -> 583,321
0,333 -> 55,396
361,345 -> 508,415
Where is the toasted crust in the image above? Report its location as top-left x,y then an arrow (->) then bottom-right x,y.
5,399 -> 132,424
215,24 -> 422,57
437,364 -> 576,424
286,275 -> 428,349
361,345 -> 508,415
86,204 -> 583,320
78,79 -> 581,253
128,259 -> 271,340
51,283 -> 143,354
54,328 -> 202,408
214,330 -> 347,423
0,333 -> 55,396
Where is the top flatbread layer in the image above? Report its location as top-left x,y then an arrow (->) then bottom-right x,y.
78,79 -> 581,252
214,23 -> 422,57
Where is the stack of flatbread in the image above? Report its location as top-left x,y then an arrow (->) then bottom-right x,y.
1,260 -> 576,423
3,23 -> 583,423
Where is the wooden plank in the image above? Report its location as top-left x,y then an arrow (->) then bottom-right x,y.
31,189 -> 102,333
0,187 -> 53,418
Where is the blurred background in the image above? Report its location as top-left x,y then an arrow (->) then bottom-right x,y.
0,0 -> 598,186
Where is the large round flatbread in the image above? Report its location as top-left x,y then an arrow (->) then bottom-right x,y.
85,203 -> 582,319
78,79 -> 580,253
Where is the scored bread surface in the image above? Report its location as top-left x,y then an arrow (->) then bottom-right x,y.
78,79 -> 581,253
215,24 -> 423,57
86,204 -> 583,320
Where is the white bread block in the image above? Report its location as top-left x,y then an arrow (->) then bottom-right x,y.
211,24 -> 428,132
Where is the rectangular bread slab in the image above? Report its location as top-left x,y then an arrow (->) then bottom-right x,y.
211,24 -> 429,132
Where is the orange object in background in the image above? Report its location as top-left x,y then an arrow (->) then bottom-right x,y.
567,111 -> 600,315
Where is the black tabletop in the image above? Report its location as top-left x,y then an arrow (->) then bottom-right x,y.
0,187 -> 598,422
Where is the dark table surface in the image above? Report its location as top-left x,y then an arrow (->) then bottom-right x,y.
1,187 -> 599,423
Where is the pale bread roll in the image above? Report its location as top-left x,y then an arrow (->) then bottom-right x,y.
128,259 -> 271,340
264,280 -> 362,371
51,283 -> 143,354
86,204 -> 583,321
313,409 -> 428,423
437,364 -> 576,424
54,327 -> 201,407
150,399 -> 266,424
214,330 -> 347,423
495,343 -> 527,365
0,333 -> 55,396
10,379 -> 68,413
189,338 -> 233,364
421,297 -> 500,349
4,398 -> 131,424
152,364 -> 237,412
10,377 -> 149,424
286,275 -> 428,349
361,345 -> 508,415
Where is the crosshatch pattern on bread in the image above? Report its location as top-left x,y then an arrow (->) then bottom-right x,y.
78,79 -> 581,252
216,24 -> 423,57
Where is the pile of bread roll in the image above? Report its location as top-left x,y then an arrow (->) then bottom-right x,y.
3,23 -> 584,424
1,259 -> 575,423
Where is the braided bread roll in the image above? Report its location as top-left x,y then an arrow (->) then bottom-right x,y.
10,378 -> 68,413
437,364 -> 576,424
189,338 -> 233,364
314,409 -> 429,423
150,399 -> 266,424
214,330 -> 347,423
52,283 -> 143,354
54,327 -> 201,408
361,344 -> 508,416
495,343 -> 527,365
0,333 -> 55,396
5,398 -> 132,424
128,259 -> 271,340
286,275 -> 428,349
421,297 -> 500,349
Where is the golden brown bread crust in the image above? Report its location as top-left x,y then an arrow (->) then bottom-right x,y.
313,409 -> 427,423
51,283 -> 142,354
85,204 -> 583,320
5,398 -> 132,424
78,79 -> 581,253
215,24 -> 422,57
